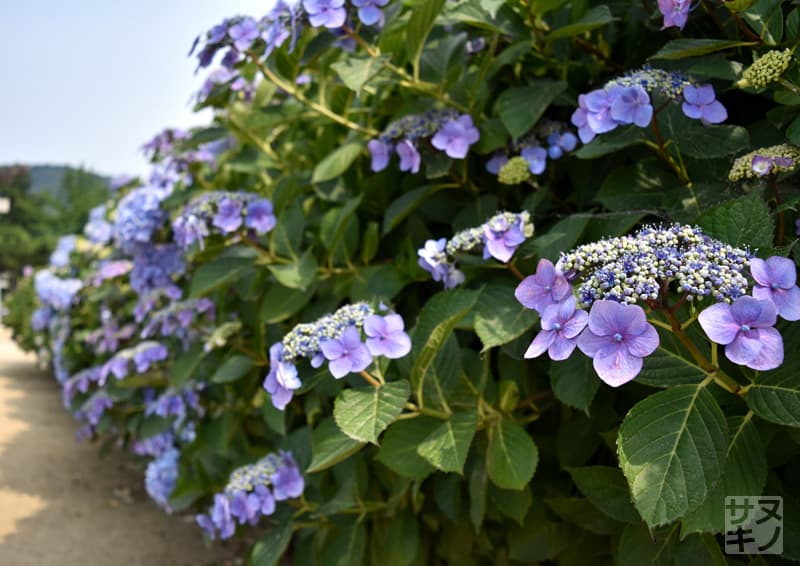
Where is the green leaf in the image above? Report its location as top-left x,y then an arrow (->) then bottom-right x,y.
672,123 -> 749,159
190,247 -> 257,297
681,414 -> 768,535
495,82 -> 566,140
331,55 -> 388,92
650,39 -> 758,60
376,416 -> 438,479
210,354 -> 255,384
747,371 -> 800,427
617,385 -> 729,527
637,336 -> 707,388
474,280 -> 538,351
617,524 -> 678,566
673,533 -> 727,566
170,343 -> 205,387
382,185 -> 440,235
574,126 -> 644,158
567,466 -> 641,523
333,381 -> 410,444
417,410 -> 478,474
487,484 -> 532,525
741,0 -> 784,45
550,355 -> 601,414
262,395 -> 286,436
259,281 -> 317,324
311,141 -> 364,183
267,249 -> 318,290
508,514 -> 571,561
696,192 -> 774,249
406,0 -> 446,75
469,456 -> 488,532
486,418 -> 538,490
368,510 -> 420,566
547,5 -> 616,40
307,417 -> 365,473
522,213 -> 591,261
321,523 -> 367,566
250,520 -> 294,566
545,497 -> 624,535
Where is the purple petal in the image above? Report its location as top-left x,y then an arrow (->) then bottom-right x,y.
767,286 -> 800,321
731,296 -> 776,328
593,348 -> 643,387
548,335 -> 578,361
726,332 -> 763,365
681,103 -> 703,120
320,339 -> 345,360
340,326 -> 364,349
747,327 -> 784,370
766,256 -> 797,288
383,314 -> 405,333
561,309 -> 589,339
698,302 -> 740,345
382,334 -> 411,358
363,315 -> 386,338
348,345 -> 373,372
625,323 -> 659,357
577,327 -> 611,357
524,330 -> 556,359
750,258 -> 772,287
701,101 -> 727,124
328,357 -> 352,378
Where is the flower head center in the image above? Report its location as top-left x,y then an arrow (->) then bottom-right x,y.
553,322 -> 562,331
771,282 -> 780,289
740,324 -> 751,333
613,332 -> 624,343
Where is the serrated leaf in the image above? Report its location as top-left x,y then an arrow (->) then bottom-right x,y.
550,355 -> 601,414
210,354 -> 255,384
747,371 -> 800,427
474,280 -> 538,351
650,39 -> 757,60
672,123 -> 749,159
267,249 -> 318,290
331,55 -> 388,92
637,340 -> 707,388
376,416 -> 438,479
307,417 -> 365,473
697,192 -> 774,249
547,5 -> 616,40
311,141 -> 364,183
417,410 -> 478,473
488,484 -> 532,525
495,81 -> 566,140
681,414 -> 768,534
333,381 -> 410,444
617,524 -> 678,566
617,385 -> 729,527
567,466 -> 641,523
545,497 -> 625,535
486,418 -> 538,490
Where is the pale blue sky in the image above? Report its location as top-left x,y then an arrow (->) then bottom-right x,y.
0,1 -> 271,177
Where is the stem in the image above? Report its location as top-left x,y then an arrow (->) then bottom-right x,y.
769,176 -> 786,245
729,11 -> 763,43
515,389 -> 552,409
660,308 -> 714,372
253,58 -> 379,136
359,370 -> 382,388
228,117 -> 280,161
648,117 -> 691,184
572,37 -> 624,72
778,78 -> 800,97
508,262 -> 526,281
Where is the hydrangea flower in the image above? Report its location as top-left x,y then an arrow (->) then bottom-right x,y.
396,140 -> 421,173
729,144 -> 800,181
418,238 -> 452,283
524,297 -> 589,360
545,131 -> 578,159
352,0 -> 390,26
571,90 -> 617,143
750,256 -> 800,321
657,0 -> 691,30
521,146 -> 547,175
486,154 -> 509,174
698,296 -> 783,371
227,17 -> 259,51
114,186 -> 170,251
431,115 -> 481,159
212,198 -> 243,233
577,301 -> 659,386
263,343 -> 302,410
482,214 -> 527,262
681,84 -> 727,124
133,342 -> 169,373
145,448 -> 180,511
303,0 -> 347,29
320,326 -> 373,378
49,235 -> 76,267
245,199 -> 276,233
363,314 -> 412,358
368,139 -> 392,172
609,85 -> 653,127
515,259 -> 571,315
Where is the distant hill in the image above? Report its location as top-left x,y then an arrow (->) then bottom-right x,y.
24,164 -> 110,199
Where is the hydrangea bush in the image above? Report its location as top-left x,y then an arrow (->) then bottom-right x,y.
8,0 -> 800,562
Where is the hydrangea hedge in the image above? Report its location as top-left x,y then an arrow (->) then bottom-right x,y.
8,0 -> 800,562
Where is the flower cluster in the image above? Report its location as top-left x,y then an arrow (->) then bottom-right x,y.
488,122 -> 579,182
264,304 -> 411,409
728,144 -> 800,181
129,244 -> 185,300
140,298 -> 215,345
418,211 -> 534,289
367,110 -> 480,173
737,49 -> 793,90
173,191 -> 276,249
90,259 -> 133,287
555,224 -> 750,305
49,235 -> 77,268
114,186 -> 171,252
84,307 -> 137,355
145,448 -> 180,512
34,270 -> 83,311
99,341 -> 169,384
83,205 -> 113,245
196,451 -> 304,540
145,383 -> 205,420
571,66 -> 727,143
657,0 -> 691,30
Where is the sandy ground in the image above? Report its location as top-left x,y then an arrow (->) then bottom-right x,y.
0,328 -> 238,566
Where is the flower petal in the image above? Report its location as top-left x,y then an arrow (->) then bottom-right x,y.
593,348 -> 642,387
626,322 -> 659,357
577,327 -> 611,357
561,308 -> 589,339
383,333 -> 411,359
328,357 -> 352,379
750,257 -> 772,287
524,330 -> 556,359
766,256 -> 797,288
588,300 -> 624,336
698,302 -> 740,345
747,327 -> 784,371
770,286 -> 800,321
725,332 -> 762,365
548,335 -> 577,361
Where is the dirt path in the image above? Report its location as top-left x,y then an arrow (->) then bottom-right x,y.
0,329 -> 237,566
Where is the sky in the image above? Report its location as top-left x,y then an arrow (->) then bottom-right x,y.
0,1 -> 272,177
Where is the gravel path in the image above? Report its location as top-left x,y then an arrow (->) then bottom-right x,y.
0,328 -> 237,565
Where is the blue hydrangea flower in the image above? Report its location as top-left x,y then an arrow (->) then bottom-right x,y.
228,17 -> 260,51
263,343 -> 302,410
658,0 -> 691,30
304,0 -> 346,29
431,115 -> 481,159
352,0 -> 390,26
524,296 -> 588,360
363,314 -> 412,359
396,140 -> 421,173
521,146 -> 547,175
49,235 -> 76,267
145,448 -> 180,511
368,139 -> 392,172
750,256 -> 800,321
320,326 -> 373,378
245,199 -> 277,233
114,186 -> 170,251
609,85 -> 653,128
681,84 -> 727,124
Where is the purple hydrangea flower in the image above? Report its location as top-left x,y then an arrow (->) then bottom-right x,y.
546,132 -> 578,159
363,314 -> 412,359
228,17 -> 260,51
145,448 -> 179,511
320,326 -> 373,378
521,146 -> 547,175
245,199 -> 276,233
303,0 -> 347,29
681,84 -> 727,124
577,300 -> 659,386
524,297 -> 589,360
515,258 -> 572,315
263,343 -> 301,410
134,343 -> 169,373
396,140 -> 421,174
609,85 -> 653,128
431,115 -> 480,159
270,452 -> 305,500
368,139 -> 392,172
486,154 -> 508,174
699,296 -> 783,370
210,494 -> 236,539
571,89 -> 618,144
262,20 -> 290,57
750,256 -> 800,321
212,198 -> 243,233
352,0 -> 389,26
418,238 -> 450,281
483,216 -> 526,263
658,0 -> 691,30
